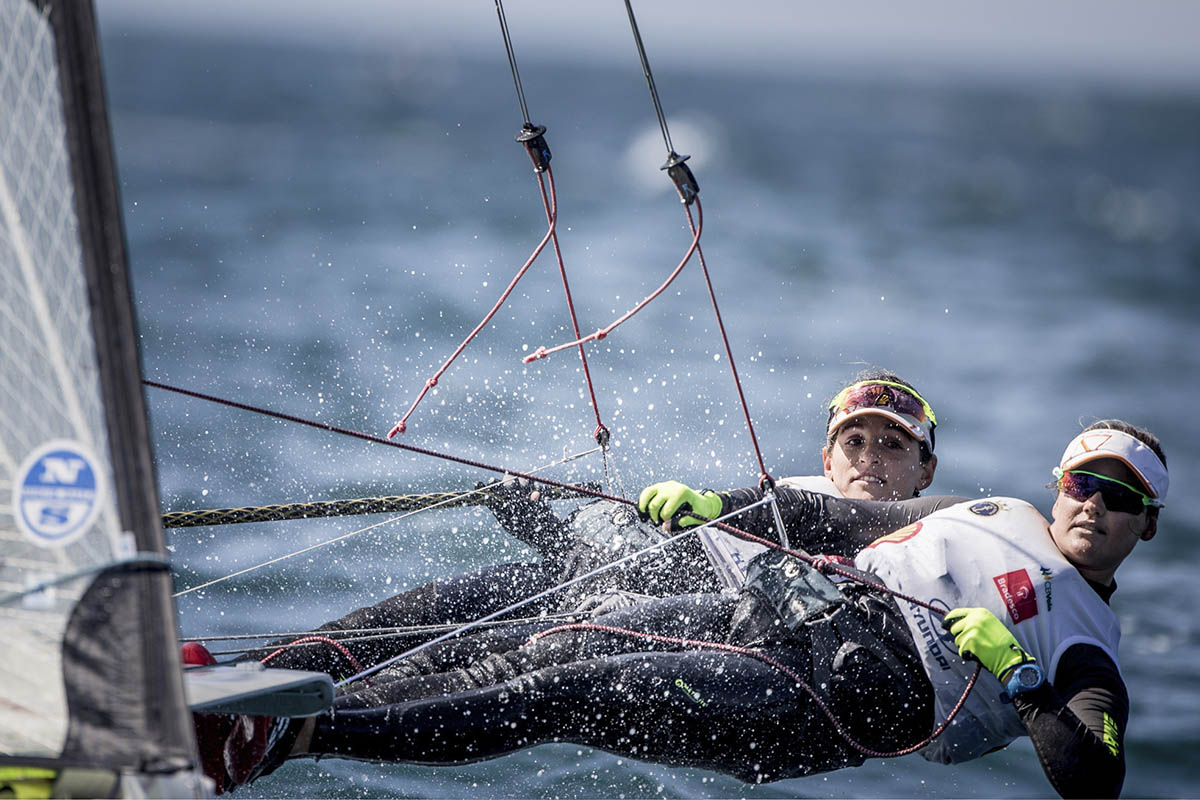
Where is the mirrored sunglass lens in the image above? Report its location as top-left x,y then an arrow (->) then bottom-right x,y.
842,385 -> 926,421
1059,473 -> 1144,513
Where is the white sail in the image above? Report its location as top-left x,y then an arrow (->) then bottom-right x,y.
0,1 -> 203,794
0,0 -> 120,756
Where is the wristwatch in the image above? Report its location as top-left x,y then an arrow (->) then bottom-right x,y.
1001,662 -> 1045,703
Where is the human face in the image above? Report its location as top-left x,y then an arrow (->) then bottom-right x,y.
1049,457 -> 1157,586
822,414 -> 936,501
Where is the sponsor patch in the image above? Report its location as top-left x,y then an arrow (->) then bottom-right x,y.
968,500 -> 1000,516
863,521 -> 922,549
13,440 -> 105,548
994,569 -> 1038,623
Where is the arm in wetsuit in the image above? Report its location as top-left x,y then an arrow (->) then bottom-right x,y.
479,479 -> 575,560
1015,642 -> 1128,798
713,486 -> 968,557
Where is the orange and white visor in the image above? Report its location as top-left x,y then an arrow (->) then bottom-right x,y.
1058,429 -> 1168,501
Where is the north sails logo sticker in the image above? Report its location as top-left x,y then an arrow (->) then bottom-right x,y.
13,440 -> 106,548
994,569 -> 1038,623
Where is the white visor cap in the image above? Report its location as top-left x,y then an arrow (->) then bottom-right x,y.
1059,429 -> 1168,501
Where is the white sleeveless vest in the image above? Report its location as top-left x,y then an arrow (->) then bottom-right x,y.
697,475 -> 840,589
854,498 -> 1121,763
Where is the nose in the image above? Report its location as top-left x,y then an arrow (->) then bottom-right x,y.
858,439 -> 884,463
1082,490 -> 1107,514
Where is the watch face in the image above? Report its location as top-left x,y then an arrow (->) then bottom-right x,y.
1018,666 -> 1041,687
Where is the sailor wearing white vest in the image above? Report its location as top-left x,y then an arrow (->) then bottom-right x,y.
642,419 -> 1164,798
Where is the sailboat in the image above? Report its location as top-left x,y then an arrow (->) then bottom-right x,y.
0,1 -> 330,796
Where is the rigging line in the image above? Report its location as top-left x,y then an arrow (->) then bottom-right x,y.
538,167 -> 611,448
686,204 -> 774,487
494,0 -> 531,127
0,554 -> 168,607
181,612 -> 581,646
622,0 -> 772,485
161,480 -> 600,529
142,381 -> 947,618
493,0 -> 610,448
522,200 -> 703,362
170,450 -> 594,598
386,185 -> 557,438
623,0 -> 674,157
146,378 -> 625,506
332,495 -> 776,687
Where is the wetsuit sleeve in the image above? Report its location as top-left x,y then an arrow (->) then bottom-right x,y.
714,487 -> 967,556
1013,643 -> 1128,799
484,489 -> 573,559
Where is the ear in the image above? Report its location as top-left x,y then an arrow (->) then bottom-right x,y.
1140,515 -> 1157,542
821,445 -> 833,477
916,453 -> 937,492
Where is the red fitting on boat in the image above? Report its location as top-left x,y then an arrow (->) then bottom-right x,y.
387,422 -> 405,438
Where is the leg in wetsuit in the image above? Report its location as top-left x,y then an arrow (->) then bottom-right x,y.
245,561 -> 558,675
292,558 -> 936,783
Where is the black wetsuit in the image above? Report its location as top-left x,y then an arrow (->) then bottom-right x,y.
249,488 -> 955,677
265,488 -> 1128,797
247,490 -> 720,675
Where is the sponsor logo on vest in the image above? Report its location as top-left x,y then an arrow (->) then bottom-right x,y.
968,500 -> 1000,516
909,599 -> 953,671
1040,567 -> 1054,611
994,569 -> 1038,623
864,521 -> 922,549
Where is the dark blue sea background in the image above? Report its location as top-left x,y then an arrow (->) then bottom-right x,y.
97,11 -> 1198,799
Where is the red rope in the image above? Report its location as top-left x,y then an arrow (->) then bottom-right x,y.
523,198 -> 703,362
535,167 -> 609,444
529,621 -> 982,759
386,165 -> 557,438
684,201 -> 771,485
258,635 -> 363,674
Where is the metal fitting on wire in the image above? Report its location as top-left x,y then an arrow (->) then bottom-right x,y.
662,151 -> 698,205
516,123 -> 551,172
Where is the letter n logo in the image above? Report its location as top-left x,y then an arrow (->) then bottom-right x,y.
994,569 -> 1038,623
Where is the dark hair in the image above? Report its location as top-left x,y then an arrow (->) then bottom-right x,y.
1082,418 -> 1166,520
825,368 -> 935,463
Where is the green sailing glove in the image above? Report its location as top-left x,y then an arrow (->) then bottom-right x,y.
942,607 -> 1035,680
638,481 -> 722,527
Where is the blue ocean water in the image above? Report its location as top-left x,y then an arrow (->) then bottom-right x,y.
97,20 -> 1199,799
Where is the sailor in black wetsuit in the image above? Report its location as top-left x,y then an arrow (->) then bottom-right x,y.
247,371 -> 943,677
239,420 -> 1160,800
243,486 -> 721,675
